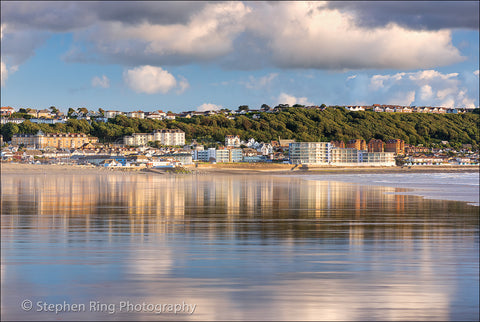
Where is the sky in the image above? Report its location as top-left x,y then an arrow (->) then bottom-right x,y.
1,1 -> 479,113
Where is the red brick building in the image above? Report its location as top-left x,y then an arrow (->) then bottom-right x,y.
385,139 -> 405,154
368,139 -> 384,152
346,139 -> 366,151
330,140 -> 345,148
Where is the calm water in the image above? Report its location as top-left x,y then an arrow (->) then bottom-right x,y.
1,172 -> 479,321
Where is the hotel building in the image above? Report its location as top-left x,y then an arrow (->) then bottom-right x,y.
123,129 -> 185,146
385,139 -> 405,154
12,131 -> 98,149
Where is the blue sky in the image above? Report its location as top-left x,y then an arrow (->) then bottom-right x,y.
1,1 -> 479,113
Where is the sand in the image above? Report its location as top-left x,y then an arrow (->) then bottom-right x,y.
1,162 -> 478,176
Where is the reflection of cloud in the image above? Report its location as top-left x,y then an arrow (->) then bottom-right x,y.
127,248 -> 173,277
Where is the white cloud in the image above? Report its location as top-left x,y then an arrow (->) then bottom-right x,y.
0,60 -> 18,87
277,93 -> 313,106
245,2 -> 463,70
386,90 -> 416,106
346,75 -> 357,81
123,65 -> 182,94
245,73 -> 278,89
82,2 -> 250,65
54,2 -> 464,71
419,85 -> 433,100
1,61 -> 8,87
197,103 -> 221,112
91,75 -> 110,88
352,69 -> 478,108
176,76 -> 190,94
474,70 -> 479,77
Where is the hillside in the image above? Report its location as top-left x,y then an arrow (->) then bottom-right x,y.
2,107 -> 479,149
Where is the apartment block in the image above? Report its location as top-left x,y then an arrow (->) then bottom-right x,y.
368,139 -> 384,152
330,148 -> 360,164
124,129 -> 185,147
361,151 -> 395,165
123,133 -> 154,146
194,148 -> 216,162
289,142 -> 332,165
215,148 -> 230,162
346,139 -> 366,151
330,140 -> 346,148
385,139 -> 405,154
153,129 -> 185,146
12,131 -> 98,149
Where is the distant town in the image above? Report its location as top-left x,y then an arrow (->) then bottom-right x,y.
1,104 -> 479,169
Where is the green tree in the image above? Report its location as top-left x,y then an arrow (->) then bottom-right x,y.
77,107 -> 88,115
50,106 -> 59,114
1,122 -> 19,141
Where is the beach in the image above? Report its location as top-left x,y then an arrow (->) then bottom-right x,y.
1,162 -> 478,176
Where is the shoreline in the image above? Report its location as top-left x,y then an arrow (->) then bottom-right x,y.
1,162 -> 478,175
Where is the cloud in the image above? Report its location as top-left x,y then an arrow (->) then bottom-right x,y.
63,2 -> 251,66
347,69 -> 479,108
346,75 -> 357,81
0,2 -> 472,72
0,2 -> 207,32
91,75 -> 110,88
244,73 -> 278,89
123,65 -> 179,94
326,1 -> 479,30
176,76 -> 190,94
1,61 -> 8,87
245,2 -> 464,70
474,70 -> 479,77
197,103 -> 221,112
277,93 -> 313,106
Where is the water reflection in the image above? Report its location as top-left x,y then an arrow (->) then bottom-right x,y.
1,173 -> 478,320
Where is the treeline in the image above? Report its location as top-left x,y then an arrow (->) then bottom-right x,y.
2,107 -> 479,149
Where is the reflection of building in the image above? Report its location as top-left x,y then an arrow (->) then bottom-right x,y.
12,131 -> 98,149
2,174 -> 473,246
